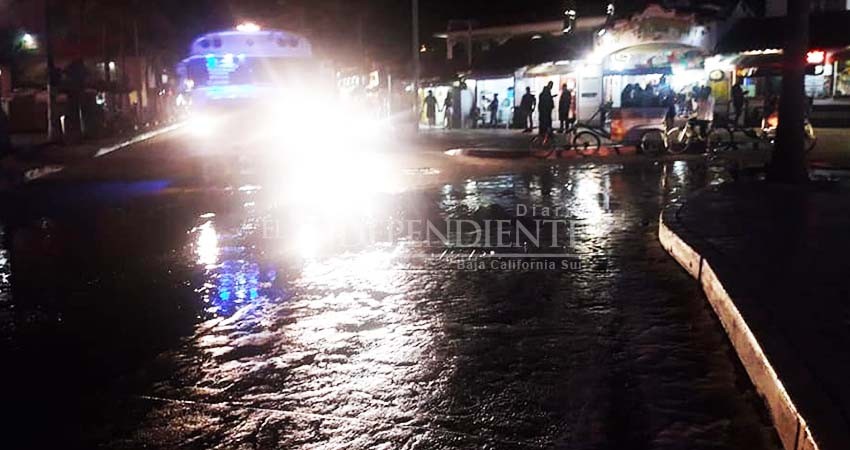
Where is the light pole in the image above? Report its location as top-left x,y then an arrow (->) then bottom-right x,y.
44,0 -> 56,142
412,0 -> 420,132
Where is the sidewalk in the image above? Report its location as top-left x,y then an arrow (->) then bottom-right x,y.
659,181 -> 850,450
1,122 -> 182,188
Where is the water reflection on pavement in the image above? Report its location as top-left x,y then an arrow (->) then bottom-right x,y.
0,159 -> 779,449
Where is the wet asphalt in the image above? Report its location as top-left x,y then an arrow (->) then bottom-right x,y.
0,131 -> 780,449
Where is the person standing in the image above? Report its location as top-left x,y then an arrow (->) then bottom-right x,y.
519,87 -> 536,132
558,84 -> 572,133
423,90 -> 438,128
488,94 -> 500,127
630,84 -> 644,108
731,81 -> 745,126
0,105 -> 11,159
641,83 -> 657,107
694,86 -> 715,138
442,92 -> 454,129
621,84 -> 634,108
538,81 -> 555,135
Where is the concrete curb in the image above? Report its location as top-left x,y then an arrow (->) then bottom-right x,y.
94,122 -> 184,158
13,122 -> 184,184
658,203 -> 821,450
446,147 -> 532,159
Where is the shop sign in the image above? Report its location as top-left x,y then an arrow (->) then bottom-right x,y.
605,45 -> 705,73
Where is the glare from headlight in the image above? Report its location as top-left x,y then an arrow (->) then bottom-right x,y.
188,114 -> 216,137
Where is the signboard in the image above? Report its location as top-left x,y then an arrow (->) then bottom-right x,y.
604,43 -> 706,74
595,5 -> 710,59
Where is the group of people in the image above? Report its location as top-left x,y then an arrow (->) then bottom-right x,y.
423,77 -> 729,136
620,80 -> 675,108
518,81 -> 573,135
620,79 -> 717,132
423,90 -> 454,128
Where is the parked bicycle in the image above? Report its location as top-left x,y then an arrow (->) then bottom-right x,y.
667,113 -> 817,155
753,112 -> 817,153
529,123 -> 601,158
529,109 -> 606,158
666,118 -> 729,154
529,105 -> 668,158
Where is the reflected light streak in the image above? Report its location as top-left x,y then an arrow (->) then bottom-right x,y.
195,221 -> 220,268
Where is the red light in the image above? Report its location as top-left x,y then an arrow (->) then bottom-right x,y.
806,50 -> 826,65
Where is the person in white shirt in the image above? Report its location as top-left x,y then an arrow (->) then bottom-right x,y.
693,86 -> 715,138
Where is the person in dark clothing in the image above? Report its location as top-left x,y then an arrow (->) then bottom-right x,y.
423,90 -> 438,127
764,92 -> 778,119
661,87 -> 676,130
631,84 -> 644,108
488,94 -> 500,127
731,81 -> 745,126
0,105 -> 11,159
558,84 -> 572,133
621,84 -> 634,107
442,92 -> 454,128
469,101 -> 480,129
641,83 -> 657,107
519,87 -> 536,132
538,81 -> 555,135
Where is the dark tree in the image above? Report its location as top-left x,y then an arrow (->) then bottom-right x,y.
767,0 -> 811,183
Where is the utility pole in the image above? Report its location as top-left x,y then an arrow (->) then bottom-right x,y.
412,0 -> 420,131
466,20 -> 472,69
767,0 -> 811,183
134,14 -> 148,123
45,0 -> 56,142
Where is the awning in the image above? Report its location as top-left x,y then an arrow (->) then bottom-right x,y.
470,32 -> 592,75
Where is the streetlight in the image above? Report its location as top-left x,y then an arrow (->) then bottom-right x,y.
412,0 -> 420,131
19,32 -> 38,50
44,0 -> 57,142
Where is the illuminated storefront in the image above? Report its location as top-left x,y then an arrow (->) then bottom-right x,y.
470,76 -> 515,127
514,61 -> 580,128
601,43 -> 707,107
717,12 -> 850,125
578,5 -> 715,118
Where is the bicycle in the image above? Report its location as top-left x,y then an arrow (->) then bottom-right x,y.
690,115 -> 817,156
529,107 -> 610,158
529,122 -> 600,158
752,114 -> 817,153
666,118 -> 732,154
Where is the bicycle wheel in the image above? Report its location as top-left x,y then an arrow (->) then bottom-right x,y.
530,134 -> 555,157
572,131 -> 601,156
640,130 -> 667,156
666,126 -> 689,154
707,127 -> 732,153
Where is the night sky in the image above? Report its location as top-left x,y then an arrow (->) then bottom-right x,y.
157,0 -> 632,62
206,0 -> 728,58
2,0 -> 741,64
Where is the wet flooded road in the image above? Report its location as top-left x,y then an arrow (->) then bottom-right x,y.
0,139 -> 779,449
